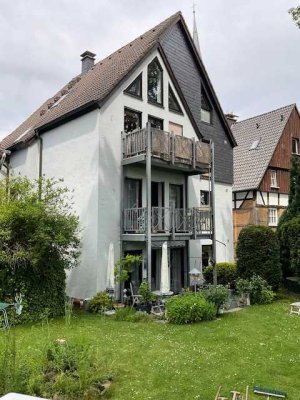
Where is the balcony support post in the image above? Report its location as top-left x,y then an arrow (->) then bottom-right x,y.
146,122 -> 152,288
192,138 -> 196,169
193,208 -> 197,239
171,133 -> 175,165
171,204 -> 175,240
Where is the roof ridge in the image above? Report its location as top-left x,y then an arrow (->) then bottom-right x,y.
234,103 -> 296,126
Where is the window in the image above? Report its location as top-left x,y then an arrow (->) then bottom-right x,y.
200,190 -> 210,206
168,85 -> 182,113
169,122 -> 183,136
124,108 -> 142,132
147,58 -> 163,105
124,178 -> 142,209
292,138 -> 299,154
268,208 -> 278,226
201,90 -> 212,124
148,115 -> 163,130
270,170 -> 278,188
250,138 -> 261,150
124,73 -> 142,99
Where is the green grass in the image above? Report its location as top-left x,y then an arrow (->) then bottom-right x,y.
1,299 -> 300,399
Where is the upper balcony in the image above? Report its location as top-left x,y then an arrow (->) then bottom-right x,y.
122,127 -> 211,174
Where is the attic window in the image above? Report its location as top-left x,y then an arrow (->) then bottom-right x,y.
168,85 -> 182,114
148,58 -> 163,105
201,89 -> 212,124
249,138 -> 261,150
124,73 -> 142,99
50,94 -> 67,109
292,138 -> 299,155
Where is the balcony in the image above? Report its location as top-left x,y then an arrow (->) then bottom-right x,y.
122,207 -> 211,241
122,128 -> 211,174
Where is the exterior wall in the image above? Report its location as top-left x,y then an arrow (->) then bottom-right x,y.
160,22 -> 234,185
10,110 -> 101,299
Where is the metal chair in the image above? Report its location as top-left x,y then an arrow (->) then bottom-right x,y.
0,293 -> 23,329
130,282 -> 142,308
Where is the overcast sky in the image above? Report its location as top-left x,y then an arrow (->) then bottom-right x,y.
0,0 -> 299,140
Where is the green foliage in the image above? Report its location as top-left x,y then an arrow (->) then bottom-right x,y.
279,217 -> 300,278
278,156 -> 300,277
166,294 -> 217,324
202,285 -> 229,312
89,291 -> 111,314
114,307 -> 153,323
114,254 -> 142,283
236,275 -> 275,304
289,6 -> 300,28
236,225 -> 282,289
203,262 -> 237,286
138,280 -> 155,304
0,176 -> 80,323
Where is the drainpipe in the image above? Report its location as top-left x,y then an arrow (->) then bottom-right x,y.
146,122 -> 152,287
35,132 -> 43,198
210,140 -> 217,286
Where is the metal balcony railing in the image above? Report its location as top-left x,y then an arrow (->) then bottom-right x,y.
122,128 -> 211,168
123,207 -> 211,236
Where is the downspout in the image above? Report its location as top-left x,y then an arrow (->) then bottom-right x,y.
210,140 -> 217,286
36,132 -> 43,198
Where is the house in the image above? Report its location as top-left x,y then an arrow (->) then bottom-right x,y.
0,12 -> 235,299
231,104 -> 300,247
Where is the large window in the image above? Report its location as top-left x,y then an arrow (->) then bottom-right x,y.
201,89 -> 212,124
124,73 -> 142,99
268,208 -> 278,226
148,115 -> 163,130
147,58 -> 163,105
270,170 -> 278,188
124,108 -> 142,133
168,85 -> 182,114
292,138 -> 299,155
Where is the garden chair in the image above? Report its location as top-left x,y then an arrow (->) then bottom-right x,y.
0,293 -> 23,329
130,282 -> 142,308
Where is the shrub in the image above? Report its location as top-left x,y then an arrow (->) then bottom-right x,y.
166,294 -> 217,324
236,275 -> 275,304
114,307 -> 152,323
89,291 -> 111,314
138,280 -> 155,304
203,262 -> 237,286
202,285 -> 229,312
279,216 -> 300,278
0,176 -> 80,324
236,225 -> 282,289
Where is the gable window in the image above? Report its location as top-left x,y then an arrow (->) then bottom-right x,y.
148,115 -> 163,130
270,170 -> 278,188
147,58 -> 163,105
292,138 -> 299,155
124,73 -> 142,99
169,122 -> 183,136
201,89 -> 212,124
268,208 -> 278,226
124,108 -> 142,133
168,85 -> 182,114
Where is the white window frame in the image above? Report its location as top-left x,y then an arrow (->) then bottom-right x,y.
268,208 -> 278,226
201,108 -> 211,124
270,170 -> 278,188
292,138 -> 299,155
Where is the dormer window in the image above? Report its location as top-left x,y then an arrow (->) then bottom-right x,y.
292,138 -> 299,155
124,73 -> 142,99
201,89 -> 212,124
147,58 -> 163,105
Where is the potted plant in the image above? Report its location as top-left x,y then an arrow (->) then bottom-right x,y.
137,280 -> 155,313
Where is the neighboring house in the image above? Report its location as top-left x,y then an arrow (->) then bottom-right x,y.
231,104 -> 300,247
0,12 -> 235,299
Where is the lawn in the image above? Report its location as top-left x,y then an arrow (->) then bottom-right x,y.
1,299 -> 300,399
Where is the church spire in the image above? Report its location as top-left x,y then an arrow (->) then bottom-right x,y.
193,2 -> 202,58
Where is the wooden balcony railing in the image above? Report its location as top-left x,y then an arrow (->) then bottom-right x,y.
122,128 -> 211,168
123,207 -> 211,236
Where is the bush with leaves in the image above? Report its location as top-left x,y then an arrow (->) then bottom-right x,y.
236,275 -> 275,305
236,225 -> 282,289
0,176 -> 80,323
202,285 -> 229,312
114,307 -> 152,323
203,262 -> 237,287
89,291 -> 111,314
166,294 -> 216,324
114,254 -> 142,283
279,216 -> 300,278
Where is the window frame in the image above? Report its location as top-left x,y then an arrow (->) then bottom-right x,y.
268,208 -> 278,227
168,84 -> 183,115
292,138 -> 299,155
124,107 -> 142,133
200,190 -> 210,207
147,57 -> 164,107
124,73 -> 143,100
148,115 -> 164,130
270,170 -> 278,188
200,88 -> 213,125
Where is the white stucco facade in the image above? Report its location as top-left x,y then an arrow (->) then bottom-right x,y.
7,48 -> 234,298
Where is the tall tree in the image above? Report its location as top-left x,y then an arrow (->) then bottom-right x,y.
289,6 -> 300,28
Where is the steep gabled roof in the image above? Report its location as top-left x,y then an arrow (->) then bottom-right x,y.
1,10 -> 234,152
232,104 -> 296,192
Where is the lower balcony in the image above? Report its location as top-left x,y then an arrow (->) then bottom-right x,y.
122,207 -> 211,241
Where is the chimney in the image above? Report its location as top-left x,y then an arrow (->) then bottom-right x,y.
225,113 -> 238,127
80,51 -> 96,74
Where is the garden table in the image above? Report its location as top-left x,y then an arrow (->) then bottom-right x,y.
0,394 -> 48,399
290,301 -> 300,316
